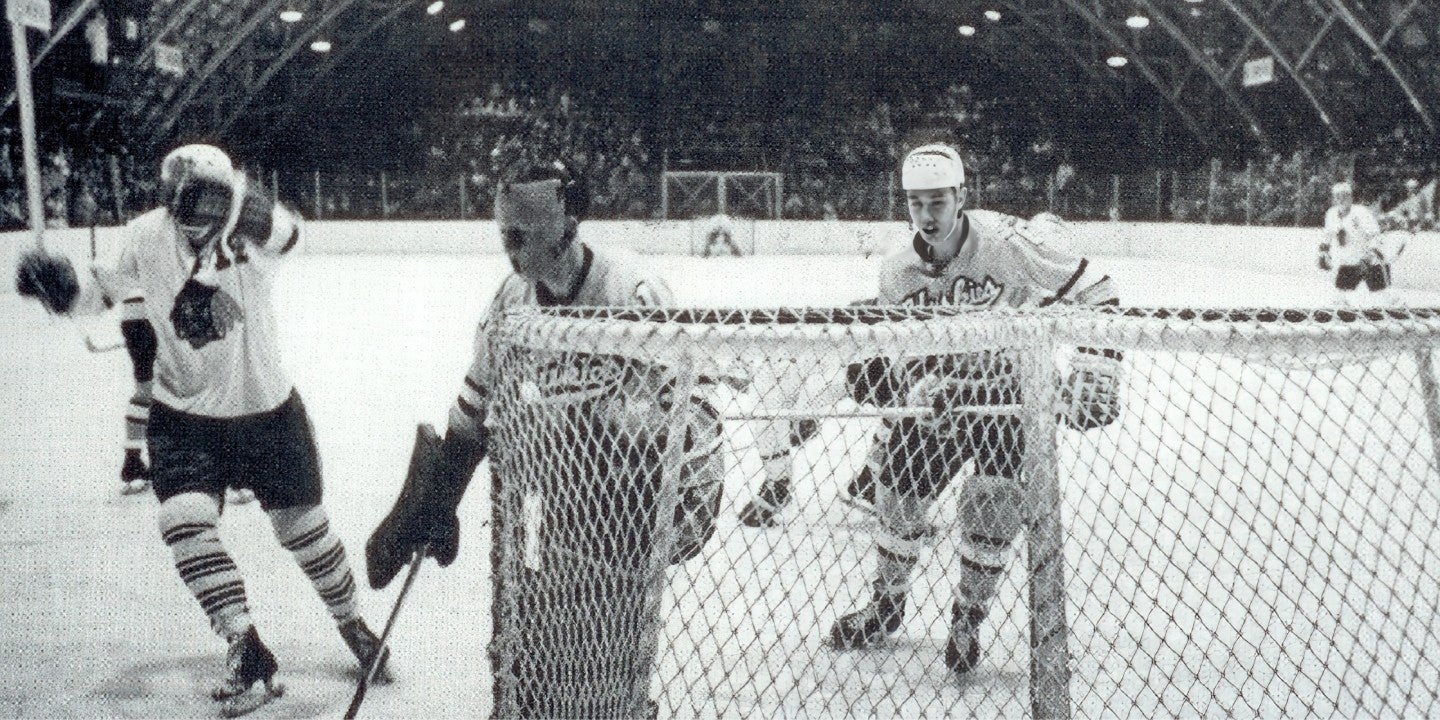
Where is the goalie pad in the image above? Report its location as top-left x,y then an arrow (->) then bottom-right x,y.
1061,347 -> 1123,430
16,250 -> 79,314
366,423 -> 483,588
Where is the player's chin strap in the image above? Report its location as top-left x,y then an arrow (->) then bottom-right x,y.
343,543 -> 428,720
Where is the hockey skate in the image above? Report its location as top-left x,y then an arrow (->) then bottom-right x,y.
945,602 -> 986,677
339,616 -> 393,685
119,449 -> 150,496
830,593 -> 906,650
738,477 -> 792,528
212,626 -> 284,718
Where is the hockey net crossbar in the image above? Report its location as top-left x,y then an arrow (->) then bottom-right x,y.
488,304 -> 1440,719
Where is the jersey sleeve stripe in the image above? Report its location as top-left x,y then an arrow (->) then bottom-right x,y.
1039,258 -> 1089,307
463,375 -> 483,393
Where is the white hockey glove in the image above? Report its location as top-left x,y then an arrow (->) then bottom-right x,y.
1061,348 -> 1123,431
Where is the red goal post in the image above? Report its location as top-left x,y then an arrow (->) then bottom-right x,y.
486,305 -> 1440,719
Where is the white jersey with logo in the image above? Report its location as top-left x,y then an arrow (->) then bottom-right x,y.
1323,203 -> 1383,267
448,242 -> 674,441
878,209 -> 1117,308
95,204 -> 303,417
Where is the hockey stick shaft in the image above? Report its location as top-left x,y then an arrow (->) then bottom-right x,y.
343,543 -> 428,720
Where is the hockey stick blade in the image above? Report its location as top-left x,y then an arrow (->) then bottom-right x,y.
343,543 -> 428,720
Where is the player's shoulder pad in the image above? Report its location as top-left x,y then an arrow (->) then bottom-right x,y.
590,245 -> 673,306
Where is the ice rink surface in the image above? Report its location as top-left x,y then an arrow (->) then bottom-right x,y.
4,242 -> 1440,718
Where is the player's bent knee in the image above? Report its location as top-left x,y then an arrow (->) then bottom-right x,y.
958,475 -> 1024,539
157,491 -> 221,538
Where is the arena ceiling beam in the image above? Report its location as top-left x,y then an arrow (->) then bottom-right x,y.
247,1 -> 420,147
997,2 -> 1130,111
211,0 -> 413,140
1,0 -> 101,114
140,0 -> 294,144
1324,0 -> 1436,133
1048,0 -> 1221,151
1212,0 -> 1345,142
1131,0 -> 1270,144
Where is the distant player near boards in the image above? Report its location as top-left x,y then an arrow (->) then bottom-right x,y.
16,143 -> 386,717
1319,181 -> 1392,305
828,143 -> 1122,677
366,158 -> 724,718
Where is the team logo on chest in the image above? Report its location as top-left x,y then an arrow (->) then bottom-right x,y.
947,274 -> 1004,306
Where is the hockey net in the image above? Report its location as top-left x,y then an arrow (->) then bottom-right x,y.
486,305 -> 1440,719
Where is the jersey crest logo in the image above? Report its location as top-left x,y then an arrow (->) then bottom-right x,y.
949,275 -> 1005,306
170,279 -> 244,349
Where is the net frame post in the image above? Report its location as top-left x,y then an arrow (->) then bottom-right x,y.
1020,343 -> 1072,720
1415,348 -> 1440,475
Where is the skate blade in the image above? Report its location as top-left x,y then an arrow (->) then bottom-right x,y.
217,680 -> 284,718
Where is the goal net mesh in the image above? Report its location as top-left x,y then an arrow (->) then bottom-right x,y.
486,305 -> 1440,719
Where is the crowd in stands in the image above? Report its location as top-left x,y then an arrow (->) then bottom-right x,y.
3,85 -> 1436,230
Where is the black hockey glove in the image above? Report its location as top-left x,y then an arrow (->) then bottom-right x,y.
366,424 -> 486,589
16,250 -> 79,314
1061,348 -> 1123,431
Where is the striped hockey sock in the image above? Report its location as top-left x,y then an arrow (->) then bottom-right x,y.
159,493 -> 252,638
125,381 -> 152,451
269,506 -> 358,623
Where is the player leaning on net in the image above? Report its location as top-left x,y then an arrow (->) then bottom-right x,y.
366,158 -> 723,718
828,143 -> 1122,677
15,143 -> 387,717
1319,181 -> 1394,306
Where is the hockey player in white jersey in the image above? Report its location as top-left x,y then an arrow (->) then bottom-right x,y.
1319,181 -> 1392,305
16,143 -> 385,716
366,158 -> 723,718
827,143 -> 1121,677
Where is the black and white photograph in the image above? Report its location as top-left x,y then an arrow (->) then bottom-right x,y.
4,0 -> 1440,717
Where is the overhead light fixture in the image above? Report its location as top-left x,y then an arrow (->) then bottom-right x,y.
310,39 -> 332,52
1107,55 -> 1129,68
426,1 -> 443,15
1125,14 -> 1150,29
279,9 -> 303,22
958,24 -> 976,37
983,9 -> 1001,21
449,18 -> 465,31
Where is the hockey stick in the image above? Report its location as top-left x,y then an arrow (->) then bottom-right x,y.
343,543 -> 428,720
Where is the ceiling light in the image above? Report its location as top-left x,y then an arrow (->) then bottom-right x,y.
1107,55 -> 1129,68
983,9 -> 1001,21
958,24 -> 976,37
449,18 -> 465,31
1125,14 -> 1150,29
279,9 -> 303,22
426,1 -> 443,15
310,39 -> 331,52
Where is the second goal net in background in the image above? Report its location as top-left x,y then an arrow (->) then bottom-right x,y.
486,305 -> 1440,719
662,171 -> 780,256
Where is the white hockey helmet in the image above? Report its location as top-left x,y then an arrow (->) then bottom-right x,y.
161,144 -> 237,246
901,144 -> 966,191
161,144 -> 235,194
